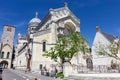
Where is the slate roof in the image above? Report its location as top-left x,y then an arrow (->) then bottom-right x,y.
101,32 -> 116,42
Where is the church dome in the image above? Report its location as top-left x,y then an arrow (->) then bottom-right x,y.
29,18 -> 41,24
29,12 -> 41,26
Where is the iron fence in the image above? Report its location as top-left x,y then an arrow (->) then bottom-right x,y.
77,65 -> 120,73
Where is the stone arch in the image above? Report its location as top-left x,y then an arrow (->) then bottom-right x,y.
2,44 -> 12,50
0,60 -> 8,68
86,58 -> 93,70
63,21 -> 76,36
64,20 -> 76,32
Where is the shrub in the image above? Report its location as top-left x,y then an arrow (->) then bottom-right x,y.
56,72 -> 64,78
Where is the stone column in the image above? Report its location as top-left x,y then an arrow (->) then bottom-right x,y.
51,22 -> 57,43
63,62 -> 72,77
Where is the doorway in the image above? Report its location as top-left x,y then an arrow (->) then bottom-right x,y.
0,60 -> 8,68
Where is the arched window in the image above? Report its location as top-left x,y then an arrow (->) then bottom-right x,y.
7,52 -> 10,59
63,22 -> 75,36
1,52 -> 4,58
43,41 -> 46,52
63,25 -> 72,36
86,58 -> 93,70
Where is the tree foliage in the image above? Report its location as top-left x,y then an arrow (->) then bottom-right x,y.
43,32 -> 89,64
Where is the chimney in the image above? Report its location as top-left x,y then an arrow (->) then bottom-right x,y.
96,26 -> 100,32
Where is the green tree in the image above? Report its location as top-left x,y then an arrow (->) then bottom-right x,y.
43,32 -> 89,71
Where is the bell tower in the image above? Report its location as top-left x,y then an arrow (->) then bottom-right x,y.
1,25 -> 15,48
0,25 -> 15,68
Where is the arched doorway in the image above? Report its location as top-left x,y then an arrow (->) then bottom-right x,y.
86,58 -> 93,70
0,60 -> 8,68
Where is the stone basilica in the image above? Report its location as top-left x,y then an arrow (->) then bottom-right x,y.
14,3 -> 85,72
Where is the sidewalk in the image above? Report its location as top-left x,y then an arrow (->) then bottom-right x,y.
10,69 -> 55,80
65,73 -> 120,80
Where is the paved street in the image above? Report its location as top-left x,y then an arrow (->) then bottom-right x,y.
2,69 -> 28,80
13,69 -> 55,80
2,69 -> 55,80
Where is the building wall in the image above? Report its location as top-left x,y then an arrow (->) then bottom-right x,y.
15,50 -> 27,70
1,25 -> 15,48
14,6 -> 82,71
1,45 -> 12,58
31,19 -> 82,71
0,59 -> 11,68
0,25 -> 15,68
31,29 -> 56,71
92,31 -> 114,66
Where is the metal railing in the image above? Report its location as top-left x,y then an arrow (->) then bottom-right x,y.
77,65 -> 120,73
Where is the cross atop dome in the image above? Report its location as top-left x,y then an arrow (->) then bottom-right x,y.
29,12 -> 41,24
35,11 -> 39,18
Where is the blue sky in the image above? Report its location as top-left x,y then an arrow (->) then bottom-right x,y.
0,0 -> 120,47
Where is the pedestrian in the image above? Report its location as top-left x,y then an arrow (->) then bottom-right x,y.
55,67 -> 58,73
55,67 -> 58,78
51,70 -> 54,77
41,69 -> 44,75
46,70 -> 49,76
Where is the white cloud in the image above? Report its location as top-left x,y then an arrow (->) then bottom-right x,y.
0,10 -> 17,22
14,22 -> 26,28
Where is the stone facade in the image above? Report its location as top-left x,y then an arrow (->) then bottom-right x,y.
0,25 -> 15,68
14,3 -> 87,71
13,33 -> 28,70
